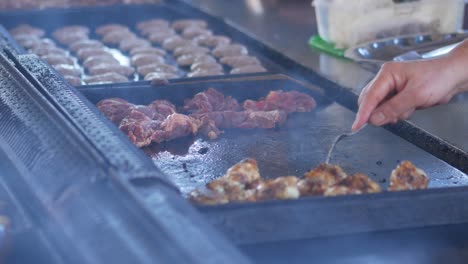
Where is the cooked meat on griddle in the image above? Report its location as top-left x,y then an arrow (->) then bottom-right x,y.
119,38 -> 151,52
53,64 -> 81,77
182,27 -> 213,39
119,109 -> 161,147
97,98 -> 136,124
137,19 -> 170,32
176,54 -> 216,67
212,44 -> 248,58
10,24 -> 45,38
188,190 -> 229,205
210,159 -> 261,189
144,72 -> 179,81
69,39 -> 104,52
324,173 -> 382,196
389,161 -> 429,191
131,54 -> 165,67
83,55 -> 120,69
31,46 -> 68,57
183,88 -> 241,114
41,54 -> 75,66
63,75 -> 82,86
129,46 -> 166,57
53,25 -> 90,39
148,99 -> 177,118
298,164 -> 348,196
173,45 -> 210,57
95,24 -> 129,36
190,62 -> 223,72
56,33 -> 89,46
88,63 -> 135,77
194,35 -> 231,48
84,72 -> 129,84
28,38 -> 57,51
137,63 -> 178,76
243,90 -> 317,113
14,35 -> 42,49
162,36 -> 193,51
256,176 -> 300,201
148,30 -> 177,44
187,68 -> 224,78
152,113 -> 201,143
76,48 -> 111,60
230,65 -> 267,74
172,19 -> 208,31
102,30 -> 136,45
220,55 -> 261,68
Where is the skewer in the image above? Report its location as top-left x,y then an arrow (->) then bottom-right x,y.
325,124 -> 367,164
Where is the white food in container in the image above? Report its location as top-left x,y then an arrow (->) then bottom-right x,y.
313,0 -> 465,48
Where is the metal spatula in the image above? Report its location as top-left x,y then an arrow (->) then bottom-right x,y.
325,124 -> 367,164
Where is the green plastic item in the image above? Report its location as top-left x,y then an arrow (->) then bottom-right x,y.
308,35 -> 346,58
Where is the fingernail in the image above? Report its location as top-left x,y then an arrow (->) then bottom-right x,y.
370,112 -> 386,125
351,120 -> 359,131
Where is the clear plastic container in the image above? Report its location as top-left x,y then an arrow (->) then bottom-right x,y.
313,0 -> 466,48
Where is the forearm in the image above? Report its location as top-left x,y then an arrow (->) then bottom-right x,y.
445,39 -> 468,93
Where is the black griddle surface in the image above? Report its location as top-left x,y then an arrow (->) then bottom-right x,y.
79,76 -> 467,196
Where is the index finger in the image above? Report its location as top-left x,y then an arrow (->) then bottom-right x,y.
352,66 -> 400,131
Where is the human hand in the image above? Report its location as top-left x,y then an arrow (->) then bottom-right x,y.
352,50 -> 468,132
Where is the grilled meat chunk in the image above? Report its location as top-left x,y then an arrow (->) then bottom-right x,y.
137,63 -> 178,76
41,55 -> 74,66
152,114 -> 201,143
97,98 -> 135,124
182,27 -> 213,39
69,39 -> 104,52
102,30 -> 136,45
88,64 -> 135,77
162,36 -> 193,51
131,54 -> 165,67
119,109 -> 161,147
325,173 -> 382,196
130,46 -> 166,57
172,19 -> 208,31
183,88 -> 241,114
194,35 -> 231,48
243,90 -> 317,113
173,45 -> 210,57
10,24 -> 45,38
96,24 -> 129,36
176,54 -> 216,67
256,176 -> 300,201
147,30 -> 177,44
389,161 -> 429,191
83,55 -> 120,69
119,38 -> 151,52
144,72 -> 179,81
298,164 -> 347,196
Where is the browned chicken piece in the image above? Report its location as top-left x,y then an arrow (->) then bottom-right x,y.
148,30 -> 177,44
188,189 -> 229,205
230,65 -> 267,74
256,176 -> 300,201
173,45 -> 210,57
324,173 -> 382,196
63,75 -> 82,86
10,24 -> 45,38
144,72 -> 179,81
389,161 -> 429,191
194,35 -> 231,48
84,72 -> 128,84
162,36 -> 193,51
83,55 -> 120,69
212,44 -> 248,58
182,27 -> 213,39
53,64 -> 81,77
88,64 -> 135,77
95,24 -> 129,36
41,54 -> 74,66
102,30 -> 136,45
187,68 -> 224,78
299,164 -> 348,196
76,48 -> 111,60
176,53 -> 214,66
31,46 -> 68,57
131,54 -> 165,67
130,46 -> 166,57
220,55 -> 261,68
219,158 -> 261,187
172,19 -> 208,31
190,62 -> 223,72
137,19 -> 170,32
69,39 -> 104,52
206,179 -> 256,202
138,63 -> 178,76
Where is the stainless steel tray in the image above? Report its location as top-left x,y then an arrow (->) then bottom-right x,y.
345,31 -> 468,72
